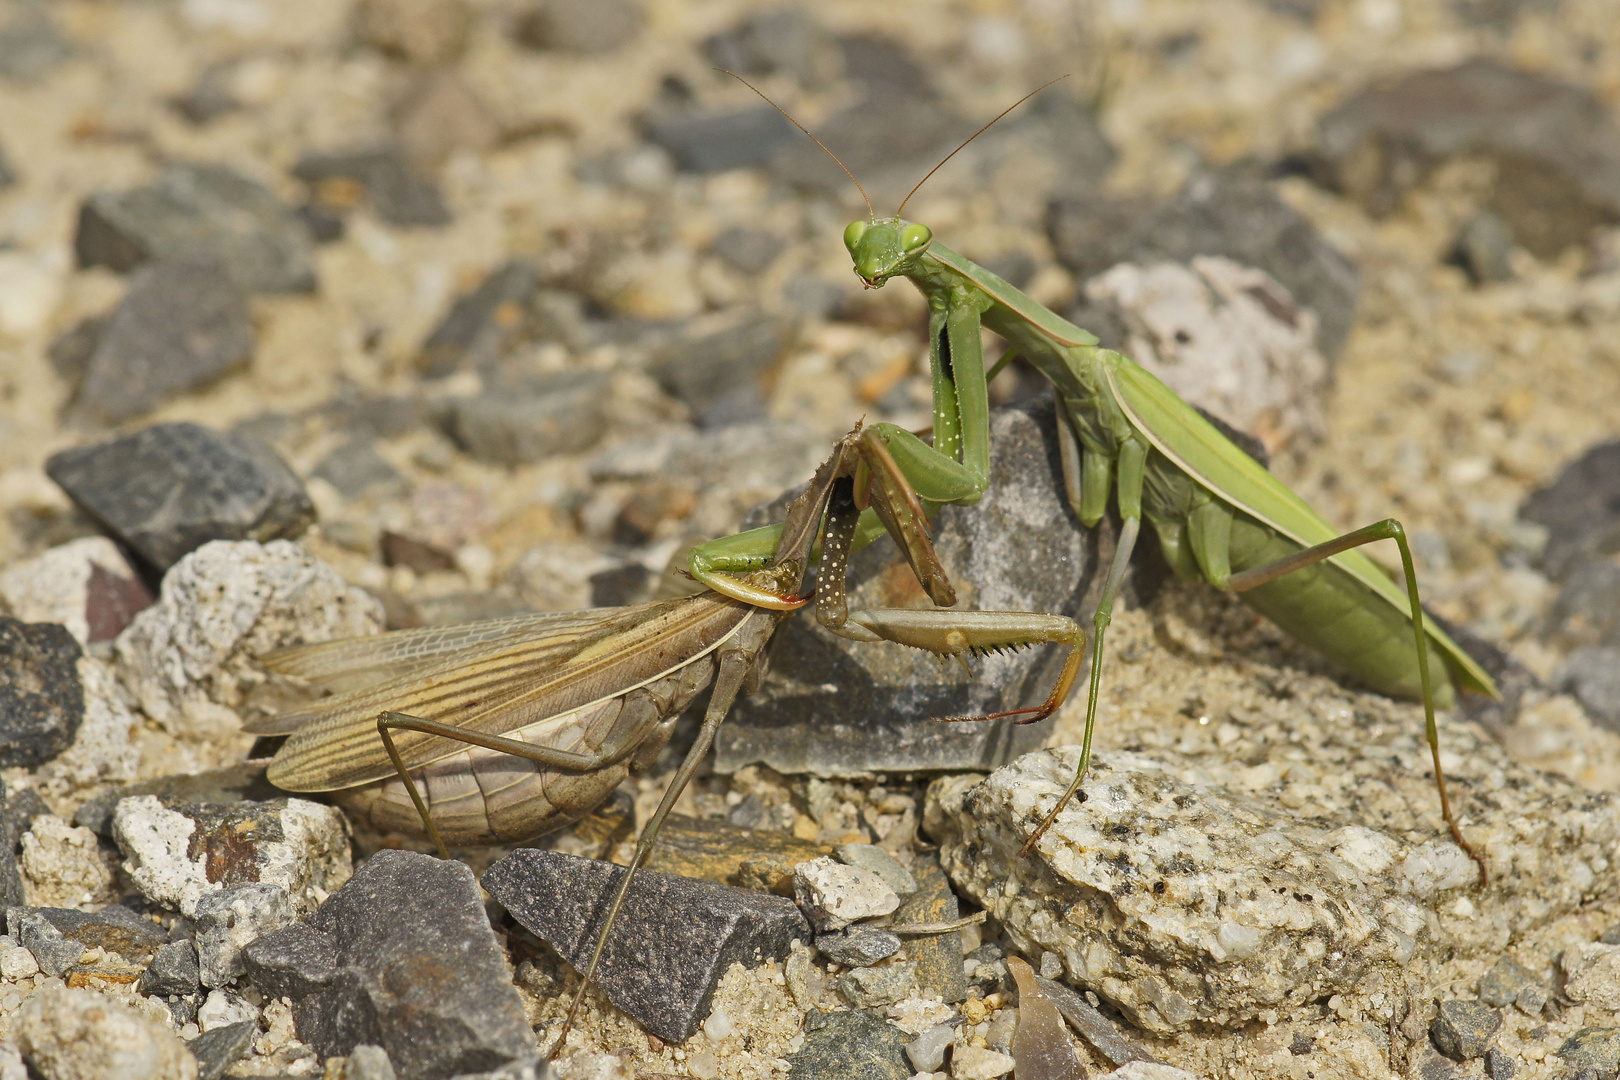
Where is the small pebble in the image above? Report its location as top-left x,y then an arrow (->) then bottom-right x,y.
704,1007 -> 733,1042
952,1044 -> 1016,1080
1430,999 -> 1502,1061
907,1023 -> 955,1073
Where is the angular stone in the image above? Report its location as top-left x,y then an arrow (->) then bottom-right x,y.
787,1008 -> 910,1080
16,986 -> 197,1080
7,910 -> 88,978
1557,646 -> 1620,730
75,163 -> 316,293
795,857 -> 899,932
193,883 -> 295,988
710,227 -> 782,274
66,256 -> 255,425
72,763 -> 281,837
835,844 -> 917,897
642,105 -> 797,175
513,0 -> 641,53
111,795 -> 351,919
1034,971 -> 1166,1068
1050,175 -> 1360,362
1550,560 -> 1620,648
443,372 -> 611,465
483,847 -> 811,1043
1484,1046 -> 1515,1080
838,961 -> 917,1008
188,1019 -> 254,1080
1520,440 -> 1620,579
1430,999 -> 1501,1060
417,260 -> 542,377
1476,958 -> 1539,1008
717,401 -> 1102,776
640,813 -> 833,893
0,618 -> 82,768
45,423 -> 314,573
0,536 -> 152,646
241,849 -> 532,1079
892,856 -> 968,1005
1559,1028 -> 1620,1075
1450,212 -> 1516,285
649,316 -> 787,428
1314,60 -> 1620,257
310,439 -> 406,499
816,928 -> 902,968
141,939 -> 201,997
294,146 -> 450,228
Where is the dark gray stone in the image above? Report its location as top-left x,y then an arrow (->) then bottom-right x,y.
483,847 -> 811,1044
0,618 -> 83,768
650,317 -> 786,429
240,849 -> 532,1080
703,7 -> 835,86
442,371 -> 610,465
711,227 -> 782,274
1484,1046 -> 1515,1080
1520,440 -> 1620,579
513,0 -> 641,53
782,274 -> 846,320
587,563 -> 650,607
1049,173 -> 1360,361
1557,647 -> 1620,730
1551,560 -> 1620,647
893,856 -> 966,1004
1033,974 -> 1167,1067
173,63 -> 239,125
142,939 -> 201,997
815,928 -> 902,967
31,905 -> 167,965
419,260 -> 543,377
1559,1029 -> 1620,1076
66,256 -> 255,426
643,105 -> 798,174
294,146 -> 450,228
716,400 -> 1105,776
7,909 -> 86,977
0,1 -> 71,83
1430,1000 -> 1502,1061
74,162 -> 317,293
45,422 -> 315,574
188,1019 -> 255,1080
1477,958 -> 1540,1008
1314,59 -> 1620,257
787,1008 -> 910,1080
1451,212 -> 1516,284
310,440 -> 406,499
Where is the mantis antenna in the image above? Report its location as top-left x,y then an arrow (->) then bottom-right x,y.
718,68 -> 875,221
895,74 -> 1071,218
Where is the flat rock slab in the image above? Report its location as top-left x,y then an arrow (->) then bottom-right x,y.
717,400 -> 1106,776
483,847 -> 811,1043
241,849 -> 533,1080
45,423 -> 314,574
786,1008 -> 911,1080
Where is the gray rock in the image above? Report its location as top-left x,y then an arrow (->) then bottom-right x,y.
513,0 -> 641,53
193,884 -> 295,988
716,400 -> 1104,776
0,780 -> 26,908
142,939 -> 201,997
1450,213 -> 1516,284
1550,560 -> 1620,648
188,1019 -> 254,1080
345,1044 -> 399,1080
0,2 -> 71,83
294,146 -> 450,228
838,961 -> 917,1008
0,618 -> 82,768
242,849 -> 532,1079
1557,647 -> 1620,729
1050,174 -> 1360,362
893,856 -> 968,1004
8,910 -> 86,977
418,260 -> 541,377
1314,59 -> 1620,257
1484,1046 -> 1515,1080
643,106 -> 797,175
1559,1029 -> 1620,1076
703,7 -> 836,86
443,371 -> 610,465
816,928 -> 902,967
65,256 -> 255,426
75,162 -> 317,293
310,440 -> 406,499
483,847 -> 811,1044
711,227 -> 783,274
25,904 -> 167,967
834,844 -> 917,897
1033,974 -> 1167,1067
650,316 -> 788,428
172,63 -> 239,125
45,423 -> 315,573
0,139 -> 15,187
1477,958 -> 1539,1008
1520,440 -> 1620,579
355,0 -> 471,64
1430,1000 -> 1501,1060
787,1008 -> 910,1080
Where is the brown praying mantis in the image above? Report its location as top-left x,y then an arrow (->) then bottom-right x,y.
253,423 -> 1084,1052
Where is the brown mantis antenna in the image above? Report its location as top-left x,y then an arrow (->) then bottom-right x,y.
895,74 -> 1071,219
718,69 -> 875,221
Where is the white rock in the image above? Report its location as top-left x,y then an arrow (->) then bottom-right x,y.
1563,943 -> 1620,1011
193,883 -> 295,988
18,815 -> 114,909
1100,1063 -> 1201,1080
0,1042 -> 24,1080
196,988 -> 259,1032
1,944 -> 40,980
794,856 -> 900,931
15,985 -> 198,1080
950,1044 -> 1015,1080
31,656 -> 141,793
114,540 -> 384,739
906,1022 -> 955,1072
0,250 -> 65,339
0,536 -> 146,647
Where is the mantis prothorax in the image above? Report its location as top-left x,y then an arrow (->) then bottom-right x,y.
693,73 -> 1500,886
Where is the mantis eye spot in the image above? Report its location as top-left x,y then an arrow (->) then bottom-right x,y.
844,220 -> 869,254
900,223 -> 932,253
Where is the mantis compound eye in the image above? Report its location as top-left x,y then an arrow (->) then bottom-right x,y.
900,223 -> 932,253
843,220 -> 869,254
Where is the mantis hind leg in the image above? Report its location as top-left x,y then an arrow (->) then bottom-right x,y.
1222,518 -> 1487,888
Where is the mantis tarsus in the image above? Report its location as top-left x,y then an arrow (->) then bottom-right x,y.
254,424 -> 1084,1051
695,74 -> 1501,885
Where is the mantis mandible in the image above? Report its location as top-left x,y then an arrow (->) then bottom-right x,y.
253,424 -> 1084,1051
694,74 -> 1501,885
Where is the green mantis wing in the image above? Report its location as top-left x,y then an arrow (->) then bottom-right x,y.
1105,356 -> 1498,699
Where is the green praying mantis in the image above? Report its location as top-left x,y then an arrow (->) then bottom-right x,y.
692,74 -> 1501,885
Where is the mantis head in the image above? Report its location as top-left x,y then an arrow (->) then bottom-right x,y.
844,218 -> 932,288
